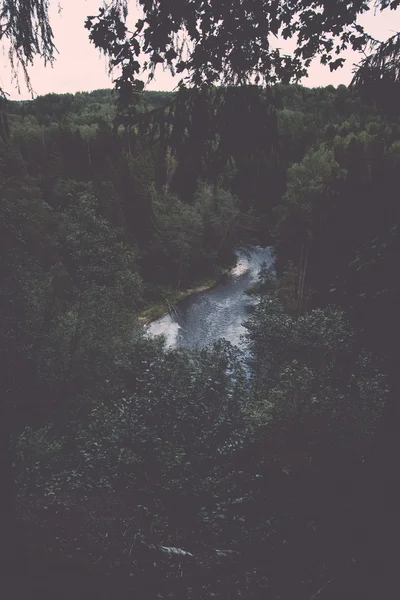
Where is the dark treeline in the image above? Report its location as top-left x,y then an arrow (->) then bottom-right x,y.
1,83 -> 399,599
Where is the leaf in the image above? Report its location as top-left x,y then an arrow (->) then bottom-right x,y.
150,53 -> 164,64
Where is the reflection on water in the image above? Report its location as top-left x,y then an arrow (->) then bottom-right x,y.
146,246 -> 273,350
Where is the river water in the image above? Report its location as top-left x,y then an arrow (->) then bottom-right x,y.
147,246 -> 273,349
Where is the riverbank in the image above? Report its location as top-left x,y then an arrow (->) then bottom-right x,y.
138,273 -> 228,325
142,246 -> 274,348
138,245 -> 269,326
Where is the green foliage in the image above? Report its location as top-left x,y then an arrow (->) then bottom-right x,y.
14,425 -> 65,496
14,341 -> 250,583
0,149 -> 145,430
2,81 -> 399,598
85,1 -> 398,93
247,290 -> 385,440
151,191 -> 204,286
353,32 -> 400,113
0,2 -> 398,594
275,146 -> 346,244
14,274 -> 388,596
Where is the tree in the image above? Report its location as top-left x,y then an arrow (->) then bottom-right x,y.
151,191 -> 204,287
274,146 -> 345,314
85,1 -> 400,97
2,1 -> 400,104
352,31 -> 400,112
195,182 -> 239,260
0,0 -> 55,95
0,157 -> 144,574
0,152 -> 56,572
13,339 -> 248,594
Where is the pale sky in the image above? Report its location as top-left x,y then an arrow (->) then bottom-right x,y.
1,0 -> 399,100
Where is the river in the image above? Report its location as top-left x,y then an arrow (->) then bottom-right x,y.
146,246 -> 273,349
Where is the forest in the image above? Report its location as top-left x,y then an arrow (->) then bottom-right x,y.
1,0 -> 400,598
1,81 -> 399,599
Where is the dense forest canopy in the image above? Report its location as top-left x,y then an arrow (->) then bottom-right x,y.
1,81 -> 399,599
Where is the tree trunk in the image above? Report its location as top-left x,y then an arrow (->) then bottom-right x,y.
297,243 -> 304,317
299,242 -> 308,316
177,250 -> 184,289
63,295 -> 84,389
87,140 -> 92,166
